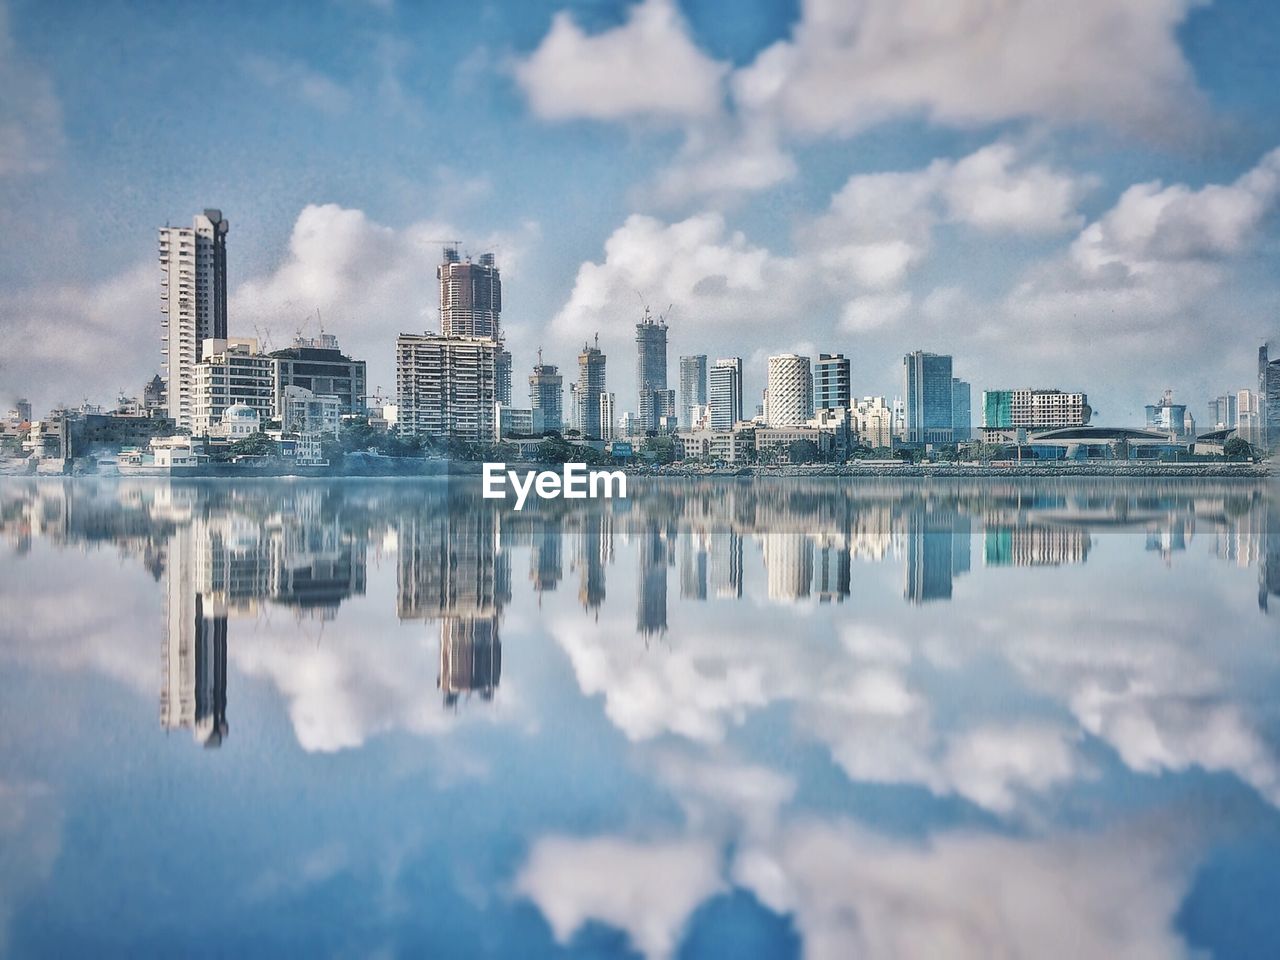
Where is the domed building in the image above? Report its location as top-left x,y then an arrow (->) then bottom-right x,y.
217,403 -> 260,439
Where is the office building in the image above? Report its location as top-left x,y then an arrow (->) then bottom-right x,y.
636,308 -> 669,433
951,378 -> 971,442
159,209 -> 230,430
574,339 -> 607,438
813,354 -> 851,412
709,358 -> 743,429
902,351 -> 953,444
679,355 -> 707,429
269,333 -> 367,417
1208,393 -> 1238,430
1262,343 -> 1280,451
1238,389 -> 1262,446
529,357 -> 564,434
192,338 -> 274,438
438,247 -> 501,338
766,354 -> 813,427
396,334 -> 500,442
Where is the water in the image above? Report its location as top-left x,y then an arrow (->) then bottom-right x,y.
0,476 -> 1278,959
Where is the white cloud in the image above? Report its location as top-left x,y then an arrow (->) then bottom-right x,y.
515,835 -> 724,960
734,0 -> 1204,141
514,0 -> 728,122
735,820 -> 1198,960
0,0 -> 62,176
841,292 -> 912,332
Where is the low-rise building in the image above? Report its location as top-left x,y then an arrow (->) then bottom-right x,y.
281,386 -> 340,438
675,423 -> 757,464
755,426 -> 833,462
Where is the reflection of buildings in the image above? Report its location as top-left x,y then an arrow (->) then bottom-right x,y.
574,512 -> 612,612
708,531 -> 743,599
398,510 -> 508,619
530,517 -> 563,595
162,527 -> 229,748
904,508 -> 969,604
439,617 -> 501,706
762,531 -> 813,601
679,532 -> 708,600
983,525 -> 1091,567
814,535 -> 851,602
638,520 -> 671,636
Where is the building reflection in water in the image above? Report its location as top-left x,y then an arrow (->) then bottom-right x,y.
1,476 -> 1275,749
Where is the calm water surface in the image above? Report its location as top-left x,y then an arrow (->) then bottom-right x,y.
1,476 -> 1278,958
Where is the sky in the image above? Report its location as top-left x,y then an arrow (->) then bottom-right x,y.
0,0 -> 1279,423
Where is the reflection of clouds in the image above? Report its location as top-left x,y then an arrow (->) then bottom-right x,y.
0,780 -> 62,952
733,821 -> 1195,960
230,632 -> 520,753
515,835 -> 724,960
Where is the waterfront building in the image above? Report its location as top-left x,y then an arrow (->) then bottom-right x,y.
575,339 -> 607,438
269,333 -> 367,417
679,355 -> 707,429
708,358 -> 743,429
496,406 -> 534,439
1262,343 -> 1280,451
851,397 -> 894,449
1145,389 -> 1194,440
438,247 -> 502,338
952,378 -> 971,442
1238,389 -> 1262,446
675,423 -> 756,463
902,351 -> 953,444
980,388 -> 1090,441
636,308 -> 670,433
529,357 -> 564,434
766,354 -> 813,427
159,209 -> 229,430
192,338 -> 274,438
813,354 -> 851,412
281,385 -> 341,437
755,426 -> 833,462
396,334 -> 500,442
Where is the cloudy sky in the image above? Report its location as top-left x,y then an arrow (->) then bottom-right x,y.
1,0 -> 1278,422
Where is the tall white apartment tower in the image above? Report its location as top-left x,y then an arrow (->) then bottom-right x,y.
160,209 -> 230,430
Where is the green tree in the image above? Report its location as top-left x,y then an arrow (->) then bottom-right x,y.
1223,436 -> 1255,461
787,438 -> 822,463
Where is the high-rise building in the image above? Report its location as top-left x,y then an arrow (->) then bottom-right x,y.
679,355 -> 707,429
1238,389 -> 1262,446
575,339 -> 607,438
192,338 -> 274,437
159,209 -> 229,430
396,335 -> 500,442
1208,393 -> 1238,430
269,333 -> 367,417
766,354 -> 813,427
813,354 -> 851,412
902,351 -> 953,444
636,308 -> 669,433
529,356 -> 564,434
1261,343 -> 1280,451
599,392 -> 616,441
708,358 -> 743,429
982,388 -> 1090,433
496,349 -> 512,406
852,396 -> 894,449
951,378 -> 971,442
438,248 -> 501,338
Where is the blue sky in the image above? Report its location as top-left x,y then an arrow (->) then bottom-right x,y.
1,0 -> 1279,421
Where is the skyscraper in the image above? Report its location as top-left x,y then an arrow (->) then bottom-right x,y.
813,354 -> 851,412
679,355 -> 707,429
1261,343 -> 1280,451
159,209 -> 229,430
951,377 -> 971,442
709,358 -> 743,429
599,392 -> 616,441
902,351 -> 953,444
529,356 -> 564,434
438,247 -> 502,338
574,338 -> 606,438
1209,393 -> 1238,430
766,354 -> 813,427
636,308 -> 670,433
1238,389 -> 1262,446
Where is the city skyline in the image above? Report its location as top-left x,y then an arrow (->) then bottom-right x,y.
2,1 -> 1280,423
